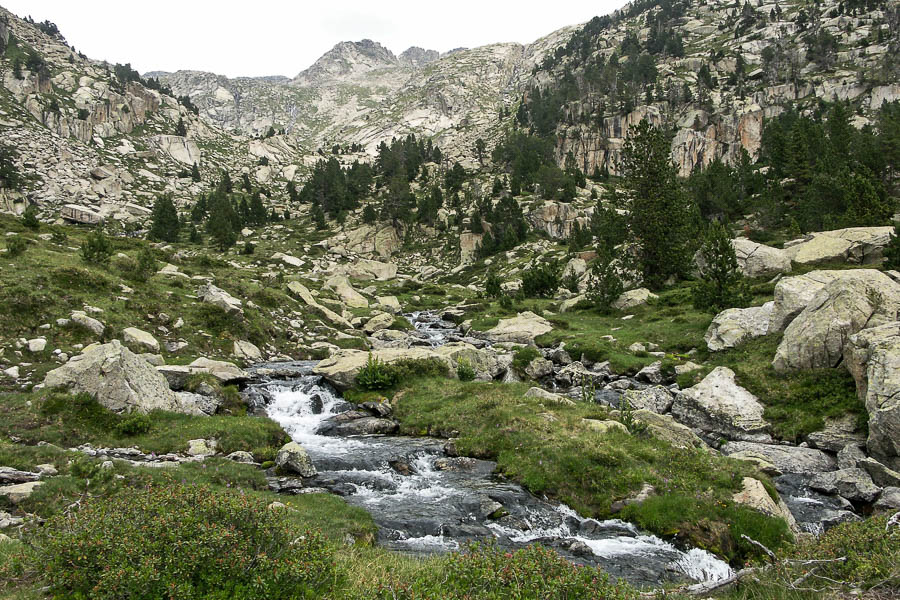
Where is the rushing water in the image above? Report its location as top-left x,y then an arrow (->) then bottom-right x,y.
247,310 -> 733,587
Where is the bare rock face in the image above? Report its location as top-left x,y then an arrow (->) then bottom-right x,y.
325,275 -> 369,309
773,274 -> 900,372
769,269 -> 899,334
844,323 -> 900,470
151,135 -> 201,165
783,227 -> 895,266
44,340 -> 178,414
705,302 -> 773,352
731,238 -> 792,278
671,367 -> 771,443
721,441 -> 837,475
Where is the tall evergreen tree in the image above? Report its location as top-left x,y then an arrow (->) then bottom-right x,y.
149,194 -> 180,243
693,224 -> 750,312
620,119 -> 697,288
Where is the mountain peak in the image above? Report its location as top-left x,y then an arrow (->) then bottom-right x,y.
293,39 -> 398,85
398,46 -> 440,68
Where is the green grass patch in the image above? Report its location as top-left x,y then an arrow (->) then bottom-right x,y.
0,392 -> 287,456
391,377 -> 790,562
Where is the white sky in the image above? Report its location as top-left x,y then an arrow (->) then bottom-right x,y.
4,1 -> 629,78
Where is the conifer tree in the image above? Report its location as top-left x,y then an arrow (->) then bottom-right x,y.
149,194 -> 180,243
175,117 -> 187,137
693,224 -> 750,312
620,119 -> 697,288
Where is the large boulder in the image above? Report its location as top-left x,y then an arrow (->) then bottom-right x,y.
341,259 -> 398,281
433,343 -> 506,381
122,327 -> 160,354
613,288 -> 658,311
671,367 -> 772,442
623,386 -> 674,414
732,477 -> 797,531
482,312 -> 553,345
705,302 -> 774,352
313,348 -> 450,391
731,238 -> 792,278
784,227 -> 895,266
198,283 -> 243,316
325,275 -> 368,309
632,410 -> 706,450
233,340 -> 263,363
287,281 -> 353,329
275,442 -> 317,477
722,441 -> 837,475
70,310 -> 105,336
44,341 -> 178,414
843,322 -> 900,470
768,270 -> 893,334
773,273 -> 900,372
810,468 -> 881,503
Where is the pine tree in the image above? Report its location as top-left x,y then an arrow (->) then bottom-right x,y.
191,163 -> 201,182
620,119 -> 697,288
149,195 -> 180,243
207,205 -> 236,250
884,225 -> 900,270
693,224 -> 751,312
175,117 -> 187,137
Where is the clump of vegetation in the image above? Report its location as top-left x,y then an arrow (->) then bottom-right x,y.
511,346 -> 542,376
521,260 -> 561,298
80,229 -> 113,265
21,204 -> 40,230
372,542 -> 637,599
4,235 -> 26,258
32,481 -> 336,600
456,358 -> 476,382
357,354 -> 398,391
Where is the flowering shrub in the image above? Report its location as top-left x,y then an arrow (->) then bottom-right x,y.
35,481 -> 335,600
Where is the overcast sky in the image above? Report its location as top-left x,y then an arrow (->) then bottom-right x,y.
5,1 -> 629,78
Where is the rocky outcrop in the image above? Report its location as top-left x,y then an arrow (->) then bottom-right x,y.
623,386 -> 674,414
150,135 -> 201,165
339,259 -> 397,281
810,468 -> 881,503
313,348 -> 451,391
44,341 -> 178,414
672,367 -> 771,442
325,275 -> 369,309
482,312 -> 552,345
843,323 -> 900,470
773,273 -> 900,371
783,227 -> 895,266
769,270 -> 898,334
722,441 -> 837,475
233,340 -> 263,363
287,281 -> 353,329
705,302 -> 773,352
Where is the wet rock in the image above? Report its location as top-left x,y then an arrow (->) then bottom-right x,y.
672,367 -> 771,443
322,417 -> 398,436
275,442 -> 317,477
810,468 -> 880,503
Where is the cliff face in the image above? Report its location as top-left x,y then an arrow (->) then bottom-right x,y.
532,0 -> 899,175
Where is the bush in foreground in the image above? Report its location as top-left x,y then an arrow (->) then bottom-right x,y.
35,481 -> 335,600
371,542 -> 637,600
